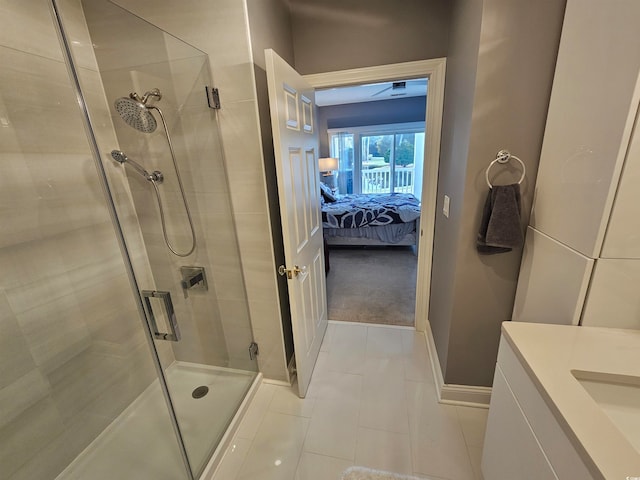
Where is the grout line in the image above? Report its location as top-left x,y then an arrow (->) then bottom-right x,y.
451,406 -> 483,480
350,326 -> 369,464
291,412 -> 312,479
252,318 -> 474,480
400,378 -> 413,467
329,319 -> 415,330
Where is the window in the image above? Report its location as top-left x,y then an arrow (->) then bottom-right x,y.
329,122 -> 425,196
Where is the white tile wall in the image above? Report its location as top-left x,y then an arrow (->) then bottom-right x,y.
0,0 -> 66,62
111,0 -> 253,69
82,0 -> 260,372
0,2 -> 170,478
107,0 -> 291,382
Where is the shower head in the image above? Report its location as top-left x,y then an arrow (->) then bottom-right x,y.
110,149 -> 128,164
110,150 -> 163,183
114,96 -> 157,133
114,89 -> 162,133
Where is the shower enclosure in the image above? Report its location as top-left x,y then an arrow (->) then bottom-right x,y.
0,0 -> 259,479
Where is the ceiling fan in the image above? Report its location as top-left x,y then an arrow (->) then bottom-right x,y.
371,81 -> 407,97
370,79 -> 427,97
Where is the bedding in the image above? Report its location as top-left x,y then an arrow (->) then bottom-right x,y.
324,223 -> 417,243
321,193 -> 420,229
319,182 -> 338,202
321,192 -> 421,246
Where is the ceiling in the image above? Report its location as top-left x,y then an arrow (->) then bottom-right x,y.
315,78 -> 427,107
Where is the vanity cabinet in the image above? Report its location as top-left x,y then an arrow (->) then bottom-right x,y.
482,368 -> 557,480
482,337 -> 595,480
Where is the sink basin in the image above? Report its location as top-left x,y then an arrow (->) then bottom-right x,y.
572,370 -> 640,454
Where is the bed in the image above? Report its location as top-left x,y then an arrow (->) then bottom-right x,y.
321,192 -> 421,248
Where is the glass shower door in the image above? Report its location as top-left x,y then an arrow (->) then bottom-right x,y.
0,1 -> 190,479
56,0 -> 259,477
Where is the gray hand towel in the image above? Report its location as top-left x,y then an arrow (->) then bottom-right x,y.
477,183 -> 523,254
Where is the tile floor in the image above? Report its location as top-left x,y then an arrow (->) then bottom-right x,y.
212,322 -> 487,480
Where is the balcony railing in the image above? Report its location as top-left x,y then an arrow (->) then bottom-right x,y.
361,166 -> 414,194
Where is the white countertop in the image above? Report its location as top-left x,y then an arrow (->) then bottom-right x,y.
502,322 -> 640,480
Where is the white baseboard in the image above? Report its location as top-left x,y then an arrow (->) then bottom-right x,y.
423,319 -> 445,390
440,384 -> 491,408
262,378 -> 292,387
423,320 -> 491,408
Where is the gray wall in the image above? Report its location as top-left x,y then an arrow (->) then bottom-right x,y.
290,0 -> 566,387
289,0 -> 451,75
430,0 -> 566,386
246,0 -> 294,70
318,96 -> 427,157
428,0 -> 483,379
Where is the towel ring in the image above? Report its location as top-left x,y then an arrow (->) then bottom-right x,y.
485,149 -> 526,188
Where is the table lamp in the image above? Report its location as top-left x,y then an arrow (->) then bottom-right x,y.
318,157 -> 338,189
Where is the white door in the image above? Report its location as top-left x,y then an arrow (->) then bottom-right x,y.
265,49 -> 328,397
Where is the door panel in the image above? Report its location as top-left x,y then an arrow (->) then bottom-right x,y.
266,49 -> 327,397
289,147 -> 309,251
307,149 -> 321,236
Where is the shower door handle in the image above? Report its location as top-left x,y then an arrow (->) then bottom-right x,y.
141,290 -> 181,342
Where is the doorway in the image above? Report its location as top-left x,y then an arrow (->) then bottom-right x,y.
319,92 -> 427,326
304,59 -> 447,333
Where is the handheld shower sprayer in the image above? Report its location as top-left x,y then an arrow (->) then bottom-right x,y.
110,150 -> 163,183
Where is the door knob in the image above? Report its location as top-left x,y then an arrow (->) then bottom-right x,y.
277,265 -> 306,279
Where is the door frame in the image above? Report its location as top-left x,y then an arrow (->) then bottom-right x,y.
304,58 -> 446,334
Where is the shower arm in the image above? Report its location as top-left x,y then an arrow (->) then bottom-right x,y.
135,88 -> 161,105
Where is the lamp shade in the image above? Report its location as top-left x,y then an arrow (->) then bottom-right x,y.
318,157 -> 338,172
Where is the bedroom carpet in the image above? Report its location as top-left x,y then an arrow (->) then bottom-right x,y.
326,246 -> 417,326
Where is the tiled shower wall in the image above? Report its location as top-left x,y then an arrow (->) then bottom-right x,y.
112,0 -> 291,382
79,0 -> 251,371
0,0 -> 175,478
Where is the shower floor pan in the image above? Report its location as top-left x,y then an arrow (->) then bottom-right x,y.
56,362 -> 256,480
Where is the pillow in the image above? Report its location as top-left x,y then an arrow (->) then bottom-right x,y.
319,182 -> 337,202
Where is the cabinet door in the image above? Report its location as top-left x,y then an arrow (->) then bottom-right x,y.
497,338 -> 596,480
601,103 -> 640,259
482,367 -> 558,480
530,0 -> 640,257
513,227 -> 593,325
581,259 -> 640,329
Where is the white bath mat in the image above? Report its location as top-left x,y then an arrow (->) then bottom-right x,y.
341,466 -> 426,480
